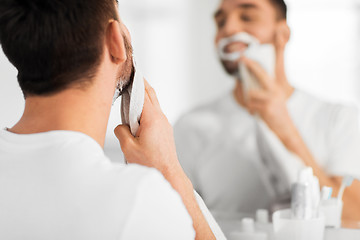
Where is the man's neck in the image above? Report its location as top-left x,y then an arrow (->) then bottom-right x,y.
9,87 -> 112,148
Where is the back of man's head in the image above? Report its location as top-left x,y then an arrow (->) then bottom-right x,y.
0,0 -> 118,97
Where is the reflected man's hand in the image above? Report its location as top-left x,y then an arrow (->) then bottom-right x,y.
242,27 -> 295,141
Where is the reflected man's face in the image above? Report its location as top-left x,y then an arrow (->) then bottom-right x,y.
214,0 -> 279,75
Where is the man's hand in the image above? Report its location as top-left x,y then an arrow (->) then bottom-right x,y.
114,80 -> 215,240
114,80 -> 181,176
243,57 -> 296,141
241,27 -> 295,141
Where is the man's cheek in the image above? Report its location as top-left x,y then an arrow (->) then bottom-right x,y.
253,27 -> 277,44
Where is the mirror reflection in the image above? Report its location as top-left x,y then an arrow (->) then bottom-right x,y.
0,0 -> 359,239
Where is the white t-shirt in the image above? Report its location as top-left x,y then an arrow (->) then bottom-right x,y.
174,89 -> 360,216
0,130 -> 195,240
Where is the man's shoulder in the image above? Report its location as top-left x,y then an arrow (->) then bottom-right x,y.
102,162 -> 167,188
104,163 -> 185,203
94,163 -> 189,216
293,89 -> 357,115
292,89 -> 358,126
118,165 -> 195,239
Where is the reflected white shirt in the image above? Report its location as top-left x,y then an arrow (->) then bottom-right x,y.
174,89 -> 360,215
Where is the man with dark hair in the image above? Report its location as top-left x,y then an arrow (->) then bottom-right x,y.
175,0 -> 360,229
0,0 -> 218,239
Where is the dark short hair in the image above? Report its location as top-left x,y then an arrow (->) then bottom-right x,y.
269,0 -> 287,20
0,0 -> 118,97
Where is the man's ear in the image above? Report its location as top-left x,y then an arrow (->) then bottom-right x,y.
276,20 -> 291,44
106,20 -> 127,64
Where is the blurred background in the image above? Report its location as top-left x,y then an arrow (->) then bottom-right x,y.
1,0 -> 360,162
